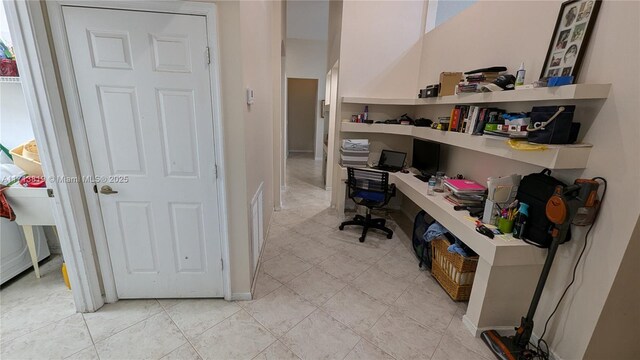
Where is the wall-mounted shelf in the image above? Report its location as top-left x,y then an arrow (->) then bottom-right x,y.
0,77 -> 21,84
342,83 -> 611,106
340,122 -> 592,169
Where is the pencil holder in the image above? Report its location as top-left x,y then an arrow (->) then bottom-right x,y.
498,218 -> 514,234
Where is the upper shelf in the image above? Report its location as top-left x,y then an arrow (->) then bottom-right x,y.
340,122 -> 593,169
342,84 -> 611,106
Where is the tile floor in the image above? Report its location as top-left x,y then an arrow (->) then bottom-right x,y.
0,153 -> 494,360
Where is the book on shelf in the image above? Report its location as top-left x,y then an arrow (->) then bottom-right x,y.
340,148 -> 369,156
466,106 -> 480,134
444,194 -> 484,207
457,71 -> 504,93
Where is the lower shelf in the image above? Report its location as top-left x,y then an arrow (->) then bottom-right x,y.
340,122 -> 592,169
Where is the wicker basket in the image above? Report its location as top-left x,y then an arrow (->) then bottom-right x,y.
431,237 -> 479,301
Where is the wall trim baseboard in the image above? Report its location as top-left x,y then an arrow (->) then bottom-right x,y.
229,292 -> 252,301
462,315 -> 514,337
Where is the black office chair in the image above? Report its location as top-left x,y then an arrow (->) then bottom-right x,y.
339,167 -> 396,242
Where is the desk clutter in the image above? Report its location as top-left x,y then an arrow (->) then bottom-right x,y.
348,101 -> 582,146
339,139 -> 369,168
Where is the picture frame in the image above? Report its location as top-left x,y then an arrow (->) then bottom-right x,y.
540,0 -> 601,81
320,99 -> 326,118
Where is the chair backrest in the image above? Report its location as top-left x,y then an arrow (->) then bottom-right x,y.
346,167 -> 390,207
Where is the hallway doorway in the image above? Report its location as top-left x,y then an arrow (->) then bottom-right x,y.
287,78 -> 318,157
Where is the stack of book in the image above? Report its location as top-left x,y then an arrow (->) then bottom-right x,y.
443,179 -> 487,208
448,105 -> 505,135
339,139 -> 369,168
457,71 -> 503,93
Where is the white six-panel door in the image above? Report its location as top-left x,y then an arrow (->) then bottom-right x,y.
62,6 -> 223,298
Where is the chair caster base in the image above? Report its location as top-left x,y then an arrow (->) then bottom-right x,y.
339,213 -> 394,243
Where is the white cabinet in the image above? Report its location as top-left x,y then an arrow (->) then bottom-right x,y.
1,218 -> 50,284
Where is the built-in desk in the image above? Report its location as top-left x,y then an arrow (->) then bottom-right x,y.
337,165 -> 546,336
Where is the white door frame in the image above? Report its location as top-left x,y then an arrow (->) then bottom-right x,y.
4,0 -> 104,312
46,1 -> 232,302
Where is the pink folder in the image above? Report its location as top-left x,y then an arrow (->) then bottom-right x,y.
444,179 -> 486,192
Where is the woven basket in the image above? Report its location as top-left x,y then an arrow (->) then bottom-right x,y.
431,237 -> 478,301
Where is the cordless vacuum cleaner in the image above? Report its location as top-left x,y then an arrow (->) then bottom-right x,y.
481,179 -> 602,360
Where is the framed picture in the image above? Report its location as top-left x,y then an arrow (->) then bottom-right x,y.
320,100 -> 325,118
540,0 -> 601,81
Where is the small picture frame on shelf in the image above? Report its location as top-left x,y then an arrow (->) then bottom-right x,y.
540,0 -> 601,82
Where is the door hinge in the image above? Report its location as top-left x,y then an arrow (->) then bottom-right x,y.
214,164 -> 218,179
205,47 -> 211,64
93,184 -> 98,193
221,258 -> 224,270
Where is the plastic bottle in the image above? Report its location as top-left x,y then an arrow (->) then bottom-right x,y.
427,176 -> 436,196
364,106 -> 369,121
513,203 -> 529,239
515,62 -> 526,87
434,171 -> 446,192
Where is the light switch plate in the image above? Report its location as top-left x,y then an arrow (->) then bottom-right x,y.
246,88 -> 255,105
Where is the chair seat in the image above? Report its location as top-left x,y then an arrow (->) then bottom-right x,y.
354,190 -> 385,203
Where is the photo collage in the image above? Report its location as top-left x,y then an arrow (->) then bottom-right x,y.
546,0 -> 595,78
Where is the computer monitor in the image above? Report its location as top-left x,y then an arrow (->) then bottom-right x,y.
412,139 -> 440,177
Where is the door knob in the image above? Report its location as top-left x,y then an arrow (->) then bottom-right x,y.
100,185 -> 119,195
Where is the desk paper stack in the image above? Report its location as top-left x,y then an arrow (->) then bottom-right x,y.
444,179 -> 487,208
482,174 -> 522,224
340,139 -> 369,168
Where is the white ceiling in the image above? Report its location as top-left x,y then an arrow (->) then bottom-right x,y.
286,0 -> 329,41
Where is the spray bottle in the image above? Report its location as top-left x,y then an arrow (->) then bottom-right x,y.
515,63 -> 526,87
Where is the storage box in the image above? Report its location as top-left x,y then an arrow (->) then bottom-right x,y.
431,237 -> 478,301
439,72 -> 463,97
10,141 -> 43,176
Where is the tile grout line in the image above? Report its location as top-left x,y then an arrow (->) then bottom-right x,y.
79,314 -> 101,360
158,299 -> 210,360
85,300 -> 165,349
281,266 -> 349,307
355,337 -> 399,360
0,312 -> 77,349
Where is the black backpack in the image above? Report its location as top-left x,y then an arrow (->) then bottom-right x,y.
516,169 -> 570,248
412,210 -> 433,269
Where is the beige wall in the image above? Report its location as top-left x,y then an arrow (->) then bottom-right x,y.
330,0 -> 426,202
214,0 -> 252,295
584,215 -> 640,359
338,0 -> 426,98
327,0 -> 343,72
286,38 -> 328,158
417,1 -> 640,359
287,78 -> 318,152
215,0 -> 281,295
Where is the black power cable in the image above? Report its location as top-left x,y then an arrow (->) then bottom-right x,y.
535,177 -> 608,358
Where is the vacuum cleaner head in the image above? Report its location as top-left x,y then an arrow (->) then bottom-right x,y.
481,330 -> 539,360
